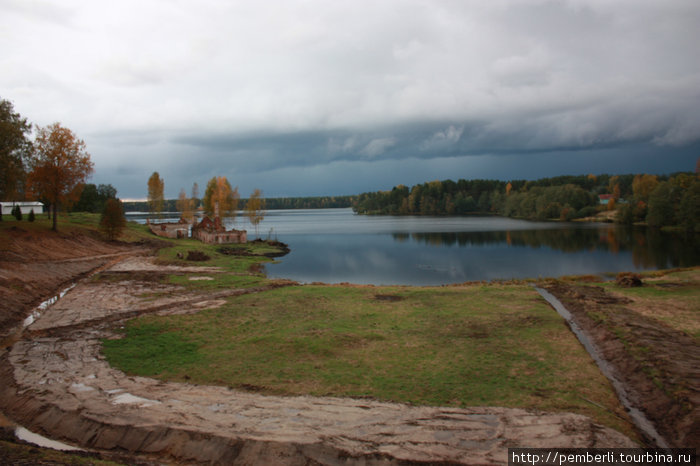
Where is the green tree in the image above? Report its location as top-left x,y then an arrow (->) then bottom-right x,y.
0,98 -> 33,200
100,198 -> 126,241
646,182 -> 674,228
74,183 -> 117,213
27,123 -> 94,231
147,172 -> 165,218
678,180 -> 700,232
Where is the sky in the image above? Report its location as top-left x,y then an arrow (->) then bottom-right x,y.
2,0 -> 699,200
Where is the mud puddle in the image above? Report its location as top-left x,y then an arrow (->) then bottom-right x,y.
15,426 -> 83,452
535,286 -> 668,447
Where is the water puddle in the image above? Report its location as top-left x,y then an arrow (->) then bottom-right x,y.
15,426 -> 83,451
534,286 -> 668,448
111,392 -> 161,407
23,283 -> 76,328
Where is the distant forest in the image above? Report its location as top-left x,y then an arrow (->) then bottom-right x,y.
352,173 -> 700,231
122,195 -> 356,213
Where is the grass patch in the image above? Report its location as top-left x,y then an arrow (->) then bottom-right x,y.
595,268 -> 700,340
0,212 -> 158,245
102,282 -> 635,438
102,322 -> 201,377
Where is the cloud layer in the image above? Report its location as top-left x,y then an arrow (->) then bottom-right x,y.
2,0 -> 699,198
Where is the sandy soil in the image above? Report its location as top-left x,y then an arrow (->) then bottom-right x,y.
0,231 -> 638,464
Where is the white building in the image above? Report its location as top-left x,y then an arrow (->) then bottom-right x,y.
1,202 -> 44,215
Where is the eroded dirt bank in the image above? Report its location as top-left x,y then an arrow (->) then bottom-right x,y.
0,230 -> 637,464
543,281 -> 699,448
0,227 -> 145,343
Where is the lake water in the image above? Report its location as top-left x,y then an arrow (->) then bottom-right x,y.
131,208 -> 699,286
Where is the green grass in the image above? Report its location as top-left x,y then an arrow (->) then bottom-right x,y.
0,211 -> 156,244
153,238 -> 286,290
102,283 -> 636,438
102,322 -> 201,376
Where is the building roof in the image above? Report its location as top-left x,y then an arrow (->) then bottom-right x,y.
0,201 -> 44,206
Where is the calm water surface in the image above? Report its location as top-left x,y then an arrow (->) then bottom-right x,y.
131,208 -> 699,286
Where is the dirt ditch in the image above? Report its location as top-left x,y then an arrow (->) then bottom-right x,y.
543,281 -> 699,448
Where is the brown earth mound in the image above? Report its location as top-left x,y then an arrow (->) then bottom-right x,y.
544,281 -> 699,448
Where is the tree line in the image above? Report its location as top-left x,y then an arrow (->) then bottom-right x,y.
123,195 -> 356,212
352,172 -> 700,231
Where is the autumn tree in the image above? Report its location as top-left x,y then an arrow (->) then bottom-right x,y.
191,182 -> 199,211
147,172 -> 165,218
245,188 -> 266,237
100,198 -> 126,241
203,176 -> 239,220
0,98 -> 33,200
176,188 -> 194,221
27,123 -> 94,231
632,174 -> 659,203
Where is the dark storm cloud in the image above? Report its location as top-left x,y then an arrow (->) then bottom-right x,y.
2,1 -> 699,198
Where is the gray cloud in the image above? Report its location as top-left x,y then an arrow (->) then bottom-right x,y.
1,0 -> 699,198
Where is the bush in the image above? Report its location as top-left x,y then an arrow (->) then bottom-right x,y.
100,198 -> 126,241
28,209 -> 35,222
186,250 -> 210,261
576,206 -> 598,218
12,205 -> 22,221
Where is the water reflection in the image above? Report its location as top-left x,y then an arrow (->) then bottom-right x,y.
128,210 -> 698,285
403,228 -> 699,270
267,226 -> 698,285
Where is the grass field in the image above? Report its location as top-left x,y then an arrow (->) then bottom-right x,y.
103,280 -> 637,438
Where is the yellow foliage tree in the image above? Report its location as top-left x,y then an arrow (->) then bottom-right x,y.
147,172 -> 164,218
245,188 -> 266,237
177,188 -> 194,221
203,176 -> 239,221
632,174 -> 658,203
27,123 -> 94,231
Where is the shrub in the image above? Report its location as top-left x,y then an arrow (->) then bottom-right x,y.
186,250 -> 210,261
28,209 -> 35,222
12,205 -> 22,221
100,198 -> 126,241
576,205 -> 598,218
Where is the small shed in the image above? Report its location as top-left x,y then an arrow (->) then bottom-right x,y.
1,202 -> 44,215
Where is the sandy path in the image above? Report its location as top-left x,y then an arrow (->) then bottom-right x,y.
0,257 -> 636,465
